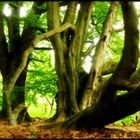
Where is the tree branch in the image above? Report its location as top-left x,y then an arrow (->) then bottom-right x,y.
61,2 -> 77,47
63,2 -> 77,24
21,1 -> 47,51
82,42 -> 96,57
86,2 -> 118,104
101,61 -> 117,75
62,84 -> 140,129
96,2 -> 140,107
6,2 -> 21,52
74,2 -> 94,68
34,26 -> 47,33
32,23 -> 76,46
112,13 -> 140,33
110,2 -> 139,87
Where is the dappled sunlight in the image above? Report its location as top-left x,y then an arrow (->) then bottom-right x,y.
0,1 -> 140,138
3,2 -> 33,17
26,95 -> 56,119
3,4 -> 11,16
20,7 -> 27,17
82,56 -> 92,73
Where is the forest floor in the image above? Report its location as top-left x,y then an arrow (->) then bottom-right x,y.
0,119 -> 140,139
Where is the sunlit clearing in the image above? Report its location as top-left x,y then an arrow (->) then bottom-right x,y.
134,2 -> 140,9
20,7 -> 27,17
36,40 -> 48,48
113,22 -> 123,30
37,97 -> 47,104
3,4 -> 11,16
77,4 -> 80,12
94,38 -> 99,46
134,1 -> 140,37
60,5 -> 67,11
20,2 -> 33,17
36,40 -> 55,66
83,56 -> 92,73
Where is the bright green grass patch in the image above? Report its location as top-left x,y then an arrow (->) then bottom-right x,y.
27,103 -> 56,119
114,112 -> 140,126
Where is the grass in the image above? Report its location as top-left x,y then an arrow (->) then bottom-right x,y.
27,103 -> 56,119
114,112 -> 139,126
26,95 -> 57,119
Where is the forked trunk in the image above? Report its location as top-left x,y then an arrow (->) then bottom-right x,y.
61,2 -> 139,130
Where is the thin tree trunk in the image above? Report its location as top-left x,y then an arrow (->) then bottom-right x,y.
79,2 -> 118,110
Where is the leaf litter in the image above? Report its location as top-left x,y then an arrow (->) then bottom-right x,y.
0,119 -> 140,139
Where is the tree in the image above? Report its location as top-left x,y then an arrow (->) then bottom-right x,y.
46,1 -> 140,130
0,1 -> 139,130
0,1 -> 47,125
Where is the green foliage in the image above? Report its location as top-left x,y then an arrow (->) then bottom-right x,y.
23,2 -> 47,35
108,32 -> 124,61
22,1 -> 33,9
92,2 -> 110,35
38,12 -> 48,31
107,5 -> 124,62
27,98 -> 56,119
26,46 -> 57,95
8,2 -> 23,8
116,90 -> 127,96
35,2 -> 46,10
24,10 -> 39,28
25,43 -> 57,118
114,112 -> 140,126
85,2 -> 110,44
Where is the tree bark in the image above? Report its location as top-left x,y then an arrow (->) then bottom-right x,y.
62,85 -> 140,130
0,2 -> 46,125
78,2 -> 118,110
61,2 -> 139,130
47,2 -> 94,121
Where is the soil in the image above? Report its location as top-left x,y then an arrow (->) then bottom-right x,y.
0,119 -> 140,139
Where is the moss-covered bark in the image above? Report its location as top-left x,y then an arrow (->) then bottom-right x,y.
0,2 -> 46,125
47,2 -> 94,120
78,2 -> 118,109
60,2 -> 139,130
62,85 -> 140,130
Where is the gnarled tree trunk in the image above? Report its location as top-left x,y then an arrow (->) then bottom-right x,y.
47,1 -> 94,121
0,2 -> 46,125
61,2 -> 139,130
